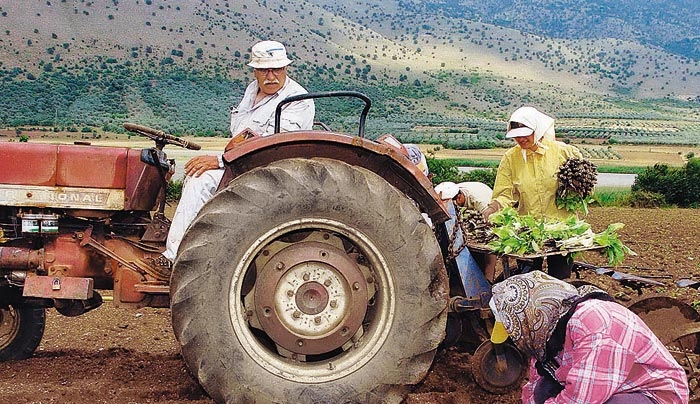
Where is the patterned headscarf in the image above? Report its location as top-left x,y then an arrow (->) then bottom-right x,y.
490,271 -> 605,361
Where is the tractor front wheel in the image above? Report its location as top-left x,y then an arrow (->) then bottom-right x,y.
0,303 -> 45,361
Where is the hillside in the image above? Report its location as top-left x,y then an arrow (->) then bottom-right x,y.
0,0 -> 699,140
444,0 -> 700,60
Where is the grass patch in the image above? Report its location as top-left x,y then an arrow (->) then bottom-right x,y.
441,158 -> 500,167
596,165 -> 647,174
592,187 -> 632,207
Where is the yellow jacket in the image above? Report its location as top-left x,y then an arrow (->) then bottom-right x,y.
492,139 -> 583,220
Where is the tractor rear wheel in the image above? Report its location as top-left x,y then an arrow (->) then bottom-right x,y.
0,303 -> 45,361
170,158 -> 448,404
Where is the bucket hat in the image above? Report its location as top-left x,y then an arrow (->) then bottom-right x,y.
247,40 -> 292,69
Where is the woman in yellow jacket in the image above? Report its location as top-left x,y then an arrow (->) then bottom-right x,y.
483,106 -> 583,278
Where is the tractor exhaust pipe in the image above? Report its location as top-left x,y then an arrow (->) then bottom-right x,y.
0,247 -> 42,270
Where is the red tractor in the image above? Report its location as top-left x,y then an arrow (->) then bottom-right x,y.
0,126 -> 196,349
0,92 -> 696,403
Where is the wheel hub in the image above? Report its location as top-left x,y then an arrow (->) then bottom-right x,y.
254,241 -> 368,355
295,281 -> 329,316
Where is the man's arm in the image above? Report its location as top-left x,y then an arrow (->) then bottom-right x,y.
183,154 -> 221,178
278,98 -> 315,132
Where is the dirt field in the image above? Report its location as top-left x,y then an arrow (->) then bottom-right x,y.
1,207 -> 699,404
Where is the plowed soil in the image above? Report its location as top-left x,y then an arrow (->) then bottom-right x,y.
1,207 -> 699,404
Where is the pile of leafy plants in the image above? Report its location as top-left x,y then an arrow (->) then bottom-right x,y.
487,207 -> 635,266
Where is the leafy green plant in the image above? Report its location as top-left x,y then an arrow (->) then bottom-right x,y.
166,178 -> 183,203
591,222 -> 637,266
625,191 -> 666,208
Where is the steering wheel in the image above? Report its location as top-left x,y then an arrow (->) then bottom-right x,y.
123,123 -> 202,150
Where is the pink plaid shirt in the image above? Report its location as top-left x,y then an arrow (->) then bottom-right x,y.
522,300 -> 689,404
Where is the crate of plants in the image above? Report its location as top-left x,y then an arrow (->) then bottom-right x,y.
463,207 -> 635,266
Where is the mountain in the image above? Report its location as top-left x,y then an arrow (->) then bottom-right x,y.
0,0 -> 699,138
406,0 -> 700,59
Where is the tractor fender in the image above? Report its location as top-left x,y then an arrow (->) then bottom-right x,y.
220,131 -> 449,224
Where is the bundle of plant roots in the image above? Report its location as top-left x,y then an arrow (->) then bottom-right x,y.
459,208 -> 495,244
556,157 -> 598,215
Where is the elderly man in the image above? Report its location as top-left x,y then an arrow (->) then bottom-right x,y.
156,40 -> 315,269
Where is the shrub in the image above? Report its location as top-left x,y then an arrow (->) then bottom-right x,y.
166,178 -> 183,203
458,168 -> 497,188
427,156 -> 459,184
625,191 -> 666,208
632,158 -> 700,207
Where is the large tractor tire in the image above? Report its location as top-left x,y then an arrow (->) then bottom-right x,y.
0,303 -> 45,361
170,158 -> 449,404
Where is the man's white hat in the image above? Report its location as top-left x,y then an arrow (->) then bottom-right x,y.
434,181 -> 460,200
247,40 -> 292,69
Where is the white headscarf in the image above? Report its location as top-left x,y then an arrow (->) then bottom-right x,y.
507,106 -> 556,162
508,106 -> 555,142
